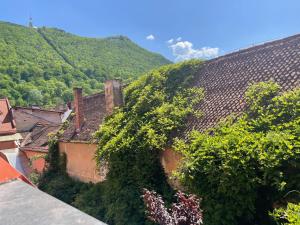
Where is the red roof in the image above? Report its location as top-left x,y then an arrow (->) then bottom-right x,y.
0,98 -> 16,135
0,157 -> 33,186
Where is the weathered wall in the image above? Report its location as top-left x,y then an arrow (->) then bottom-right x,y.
58,142 -> 107,183
160,148 -> 182,176
0,140 -> 17,150
22,150 -> 46,173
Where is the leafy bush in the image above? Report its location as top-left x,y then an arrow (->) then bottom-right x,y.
175,82 -> 300,225
143,188 -> 203,225
72,183 -> 107,220
271,202 -> 300,225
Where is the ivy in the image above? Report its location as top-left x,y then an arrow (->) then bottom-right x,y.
174,82 -> 300,225
271,202 -> 300,225
94,60 -> 204,225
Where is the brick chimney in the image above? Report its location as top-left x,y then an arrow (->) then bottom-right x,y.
73,87 -> 84,132
105,79 -> 123,114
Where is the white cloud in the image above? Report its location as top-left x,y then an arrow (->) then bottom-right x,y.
167,38 -> 174,44
176,37 -> 182,42
168,40 -> 219,61
146,34 -> 155,40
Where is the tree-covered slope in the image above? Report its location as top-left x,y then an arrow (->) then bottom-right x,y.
0,21 -> 171,107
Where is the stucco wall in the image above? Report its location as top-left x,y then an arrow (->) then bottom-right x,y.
22,150 -> 46,173
160,148 -> 183,189
58,142 -> 107,183
160,148 -> 182,176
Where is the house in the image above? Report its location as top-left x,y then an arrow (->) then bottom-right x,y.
59,80 -> 123,183
13,106 -> 70,173
160,34 -> 300,176
0,98 -> 29,175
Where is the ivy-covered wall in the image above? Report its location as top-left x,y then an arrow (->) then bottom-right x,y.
94,60 -> 204,225
39,60 -> 299,225
174,82 -> 300,225
39,60 -> 204,225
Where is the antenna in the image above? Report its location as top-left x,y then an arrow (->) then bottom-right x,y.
28,16 -> 33,28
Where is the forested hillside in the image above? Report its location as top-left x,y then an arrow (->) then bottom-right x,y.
0,21 -> 170,107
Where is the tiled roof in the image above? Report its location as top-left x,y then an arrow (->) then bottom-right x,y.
182,34 -> 300,137
60,93 -> 107,142
0,157 -> 33,185
13,107 -> 61,132
14,106 -> 64,113
20,124 -> 60,150
0,98 -> 16,135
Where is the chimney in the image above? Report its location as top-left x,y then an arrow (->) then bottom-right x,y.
105,79 -> 123,114
73,87 -> 84,132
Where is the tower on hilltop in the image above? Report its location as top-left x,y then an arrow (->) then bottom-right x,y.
28,17 -> 33,28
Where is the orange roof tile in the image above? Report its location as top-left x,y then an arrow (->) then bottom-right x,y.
0,157 -> 33,186
0,98 -> 16,135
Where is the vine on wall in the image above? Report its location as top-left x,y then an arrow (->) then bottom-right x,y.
174,82 -> 300,225
94,60 -> 204,225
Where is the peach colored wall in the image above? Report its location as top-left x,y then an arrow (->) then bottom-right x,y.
22,150 -> 46,173
160,148 -> 183,176
58,142 -> 107,183
160,148 -> 183,189
0,141 -> 17,150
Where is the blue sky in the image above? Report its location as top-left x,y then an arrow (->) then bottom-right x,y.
2,0 -> 300,61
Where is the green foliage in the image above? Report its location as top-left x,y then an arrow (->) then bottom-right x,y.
39,172 -> 87,204
175,82 -> 300,225
0,21 -> 170,107
96,60 -> 204,159
72,183 -> 107,220
271,203 -> 300,225
94,60 -> 204,225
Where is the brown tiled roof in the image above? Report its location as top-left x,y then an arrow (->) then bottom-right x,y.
14,106 -> 64,113
20,124 -> 60,150
0,98 -> 16,135
60,93 -> 107,142
182,34 -> 300,137
14,107 -> 61,132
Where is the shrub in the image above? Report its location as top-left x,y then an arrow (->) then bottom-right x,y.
175,82 -> 300,225
271,203 -> 300,225
143,188 -> 203,225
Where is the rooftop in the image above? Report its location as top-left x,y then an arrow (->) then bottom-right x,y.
0,157 -> 32,185
182,33 -> 300,136
0,180 -> 106,225
20,124 -> 60,151
0,98 -> 16,135
13,107 -> 62,133
60,93 -> 107,142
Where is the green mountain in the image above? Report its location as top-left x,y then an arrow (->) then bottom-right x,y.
0,21 -> 171,107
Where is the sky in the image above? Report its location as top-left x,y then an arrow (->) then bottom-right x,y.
1,0 -> 300,61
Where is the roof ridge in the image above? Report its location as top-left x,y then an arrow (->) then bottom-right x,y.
17,110 -> 61,125
205,33 -> 300,65
14,106 -> 64,113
